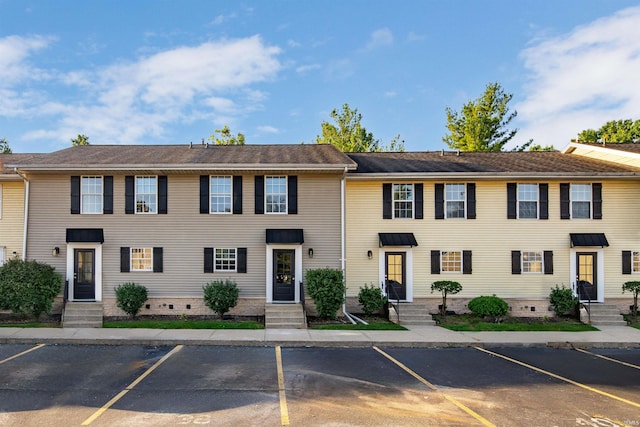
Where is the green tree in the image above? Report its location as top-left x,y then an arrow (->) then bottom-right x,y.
431,280 -> 463,318
0,137 -> 12,153
208,125 -> 245,145
622,281 -> 640,322
576,119 -> 640,143
443,82 -> 521,152
314,103 -> 404,152
71,134 -> 90,146
528,143 -> 555,152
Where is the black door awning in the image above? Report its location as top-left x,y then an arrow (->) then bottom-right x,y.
379,233 -> 418,247
66,228 -> 104,243
570,233 -> 609,247
266,229 -> 304,244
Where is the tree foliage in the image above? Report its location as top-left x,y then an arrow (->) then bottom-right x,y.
622,281 -> 640,322
430,280 -> 463,317
443,82 -> 522,152
71,134 -> 90,146
528,143 -> 555,152
314,103 -> 404,152
0,137 -> 12,153
576,119 -> 640,143
208,125 -> 245,145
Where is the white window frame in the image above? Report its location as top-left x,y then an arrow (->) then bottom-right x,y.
135,176 -> 157,214
210,176 -> 232,214
214,248 -> 237,272
441,250 -> 462,273
80,176 -> 103,214
265,176 -> 287,214
130,247 -> 153,271
517,183 -> 538,219
571,183 -> 591,219
0,246 -> 5,266
632,251 -> 640,274
0,184 -> 3,219
393,183 -> 414,219
522,250 -> 543,274
445,184 -> 466,219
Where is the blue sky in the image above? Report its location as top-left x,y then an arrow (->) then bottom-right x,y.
1,1 -> 639,153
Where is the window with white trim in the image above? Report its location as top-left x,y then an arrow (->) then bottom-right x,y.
441,251 -> 462,272
522,251 -> 543,273
0,184 -> 3,219
445,184 -> 465,218
518,184 -> 538,219
266,176 -> 287,213
0,246 -> 5,266
571,184 -> 591,219
633,252 -> 640,273
215,248 -> 237,272
136,176 -> 157,214
393,184 -> 413,218
210,176 -> 232,213
131,248 -> 153,271
81,176 -> 103,214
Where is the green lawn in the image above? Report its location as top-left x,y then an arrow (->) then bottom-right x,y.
103,319 -> 263,329
436,314 -> 598,332
0,322 -> 60,328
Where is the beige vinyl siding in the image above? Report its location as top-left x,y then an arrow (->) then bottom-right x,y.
26,173 -> 343,299
0,182 -> 25,261
346,179 -> 640,300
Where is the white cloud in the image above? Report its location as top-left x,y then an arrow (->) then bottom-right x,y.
0,35 -> 54,84
515,6 -> 640,147
363,28 -> 393,51
296,64 -> 321,73
257,125 -> 279,134
3,35 -> 283,146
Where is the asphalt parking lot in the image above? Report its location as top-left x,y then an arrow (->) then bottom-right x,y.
0,344 -> 639,426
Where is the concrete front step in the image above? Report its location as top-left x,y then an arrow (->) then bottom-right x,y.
585,304 -> 626,326
63,302 -> 103,328
265,304 -> 306,329
392,303 -> 436,326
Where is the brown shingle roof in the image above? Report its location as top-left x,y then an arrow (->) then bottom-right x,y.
347,150 -> 640,176
7,144 -> 356,171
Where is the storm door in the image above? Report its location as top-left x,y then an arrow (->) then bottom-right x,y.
385,252 -> 406,300
576,252 -> 597,301
74,249 -> 96,300
273,249 -> 295,301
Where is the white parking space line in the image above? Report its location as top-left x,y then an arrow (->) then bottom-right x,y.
0,344 -> 45,365
81,344 -> 183,426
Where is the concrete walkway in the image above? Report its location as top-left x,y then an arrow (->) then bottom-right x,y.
1,324 -> 639,348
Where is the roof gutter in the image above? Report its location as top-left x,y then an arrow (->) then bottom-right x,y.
7,163 -> 358,173
13,168 -> 29,260
346,172 -> 640,180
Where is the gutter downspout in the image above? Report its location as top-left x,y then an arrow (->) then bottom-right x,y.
340,167 -> 366,325
14,168 -> 29,260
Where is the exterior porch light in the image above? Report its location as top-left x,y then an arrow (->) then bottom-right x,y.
367,250 -> 373,259
52,247 -> 60,257
308,248 -> 314,258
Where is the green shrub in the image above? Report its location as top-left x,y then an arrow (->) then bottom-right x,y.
622,281 -> 640,322
549,285 -> 578,317
358,284 -> 387,315
203,279 -> 239,318
0,258 -> 62,319
431,280 -> 463,317
467,295 -> 509,318
115,282 -> 148,319
305,268 -> 345,318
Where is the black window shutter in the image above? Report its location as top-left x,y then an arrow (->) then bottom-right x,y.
104,176 -> 113,214
153,247 -> 163,273
414,183 -> 423,219
622,251 -> 632,274
592,183 -> 602,220
507,183 -> 517,219
158,176 -> 168,214
560,183 -> 570,219
204,248 -> 214,273
233,176 -> 243,214
120,247 -> 130,273
435,184 -> 444,219
125,176 -> 135,214
200,176 -> 209,214
431,251 -> 441,274
462,250 -> 472,274
539,183 -> 549,220
288,176 -> 298,214
382,183 -> 392,219
70,176 -> 80,214
255,176 -> 264,214
237,248 -> 247,273
543,251 -> 553,275
511,251 -> 521,274
466,183 -> 476,219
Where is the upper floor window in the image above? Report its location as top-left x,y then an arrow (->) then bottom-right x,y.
210,176 -> 232,213
571,184 -> 591,219
81,176 -> 103,214
560,183 -> 601,220
135,176 -> 157,214
266,176 -> 287,213
507,183 -> 548,220
518,184 -> 538,219
393,184 -> 413,219
445,184 -> 465,218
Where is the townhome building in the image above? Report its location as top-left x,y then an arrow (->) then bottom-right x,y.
7,144 -> 356,325
344,145 -> 640,320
